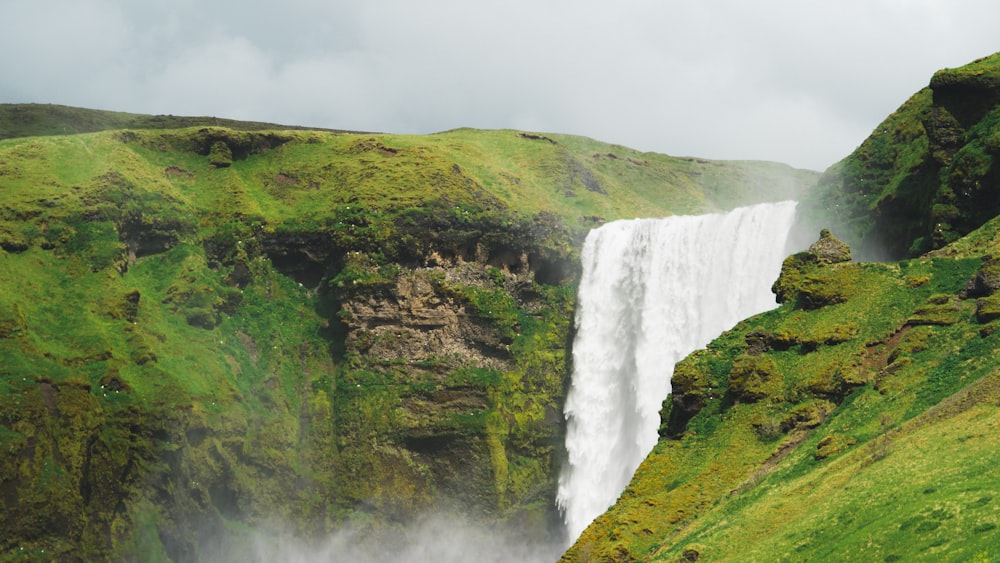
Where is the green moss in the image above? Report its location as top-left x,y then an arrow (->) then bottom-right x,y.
208,140 -> 233,167
975,294 -> 1000,323
727,354 -> 783,402
330,251 -> 400,291
773,248 -> 862,311
771,251 -> 819,305
446,366 -> 503,388
443,282 -> 521,342
814,433 -> 858,460
907,294 -> 967,326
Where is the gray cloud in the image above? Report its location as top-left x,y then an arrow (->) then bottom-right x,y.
2,0 -> 998,170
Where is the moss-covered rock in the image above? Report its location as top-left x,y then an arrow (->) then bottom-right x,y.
814,433 -> 857,460
974,294 -> 1000,323
727,354 -> 783,403
808,228 -> 852,264
781,400 -> 836,432
772,251 -> 818,305
772,231 -> 856,310
961,254 -> 1000,297
907,293 -> 965,326
668,359 -> 712,416
800,352 -> 866,399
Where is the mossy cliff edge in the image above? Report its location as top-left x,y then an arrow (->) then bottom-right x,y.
0,117 -> 815,559
803,52 -> 1000,260
567,52 -> 1000,562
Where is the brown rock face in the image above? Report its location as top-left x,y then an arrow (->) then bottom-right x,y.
961,255 -> 1000,298
331,255 -> 567,527
339,266 -> 513,372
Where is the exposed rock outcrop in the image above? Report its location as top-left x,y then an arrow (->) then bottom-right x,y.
808,229 -> 852,264
339,267 -> 512,370
772,229 -> 853,309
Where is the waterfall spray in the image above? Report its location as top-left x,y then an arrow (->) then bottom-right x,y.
556,201 -> 798,544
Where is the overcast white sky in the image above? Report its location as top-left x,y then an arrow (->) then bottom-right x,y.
2,1 -> 998,170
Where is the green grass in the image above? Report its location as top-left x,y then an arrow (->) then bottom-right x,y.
1,116 -> 818,240
565,245 -> 1000,562
654,375 -> 1000,562
0,205 -> 340,557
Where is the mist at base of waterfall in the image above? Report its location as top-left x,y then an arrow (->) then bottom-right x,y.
194,511 -> 564,563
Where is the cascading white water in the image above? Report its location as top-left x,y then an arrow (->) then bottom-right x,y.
556,201 -> 798,544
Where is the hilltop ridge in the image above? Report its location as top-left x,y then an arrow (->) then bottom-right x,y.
0,103 -> 357,140
802,52 -> 1000,260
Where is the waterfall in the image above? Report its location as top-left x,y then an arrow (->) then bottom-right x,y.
556,201 -> 798,544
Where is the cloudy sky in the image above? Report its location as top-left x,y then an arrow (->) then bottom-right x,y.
2,1 -> 998,170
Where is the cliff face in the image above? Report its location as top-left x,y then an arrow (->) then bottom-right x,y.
0,119 -> 817,559
802,52 -> 1000,260
329,246 -> 576,529
1,233 -> 573,561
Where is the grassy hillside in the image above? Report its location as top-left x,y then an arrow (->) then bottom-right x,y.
0,111 -> 816,559
565,238 -> 1000,561
0,109 -> 816,229
567,53 -> 1000,562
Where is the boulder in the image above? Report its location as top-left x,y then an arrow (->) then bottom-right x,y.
808,229 -> 852,264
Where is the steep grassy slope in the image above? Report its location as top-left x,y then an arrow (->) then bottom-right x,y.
565,239 -> 1000,561
0,115 -> 816,559
801,52 -> 1000,260
567,53 -> 1000,562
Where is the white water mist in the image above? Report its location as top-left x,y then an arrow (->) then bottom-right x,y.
556,201 -> 798,544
